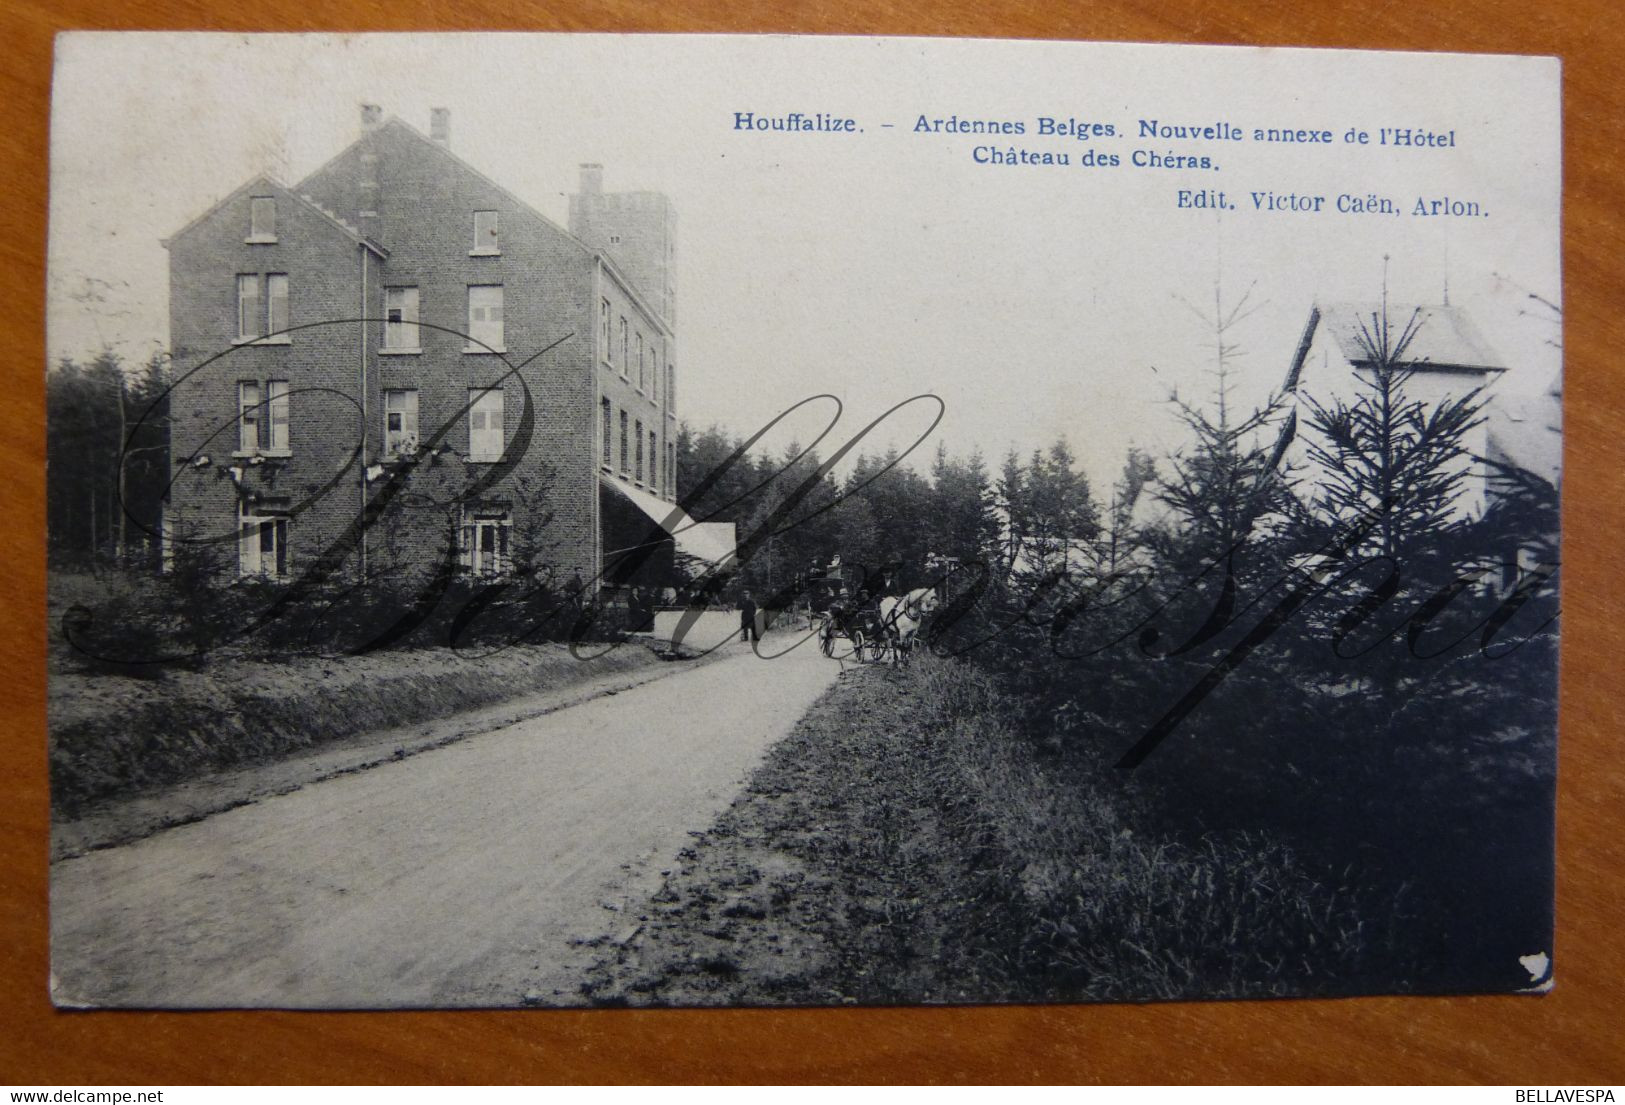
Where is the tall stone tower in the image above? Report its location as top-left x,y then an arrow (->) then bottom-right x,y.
568,164 -> 677,326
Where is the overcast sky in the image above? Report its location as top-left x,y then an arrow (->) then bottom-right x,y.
48,34 -> 1562,486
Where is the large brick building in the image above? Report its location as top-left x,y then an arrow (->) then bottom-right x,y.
164,105 -> 720,593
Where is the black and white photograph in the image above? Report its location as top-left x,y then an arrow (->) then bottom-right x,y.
45,33 -> 1562,1009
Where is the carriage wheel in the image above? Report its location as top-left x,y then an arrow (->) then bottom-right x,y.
819,620 -> 845,656
864,634 -> 891,665
819,622 -> 836,658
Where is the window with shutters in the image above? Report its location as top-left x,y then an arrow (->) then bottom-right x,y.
383,286 -> 420,352
619,409 -> 629,474
635,419 -> 644,482
649,430 -> 659,491
466,285 -> 505,352
238,508 -> 289,579
384,389 -> 419,456
468,387 -> 504,461
601,398 -> 612,468
459,510 -> 512,576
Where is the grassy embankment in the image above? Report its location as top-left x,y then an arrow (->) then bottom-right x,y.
48,574 -> 661,817
584,655 -> 1390,1006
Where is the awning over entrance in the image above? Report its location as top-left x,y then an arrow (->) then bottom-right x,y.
598,475 -> 736,571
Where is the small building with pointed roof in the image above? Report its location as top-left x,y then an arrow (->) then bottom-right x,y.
1275,301 -> 1511,523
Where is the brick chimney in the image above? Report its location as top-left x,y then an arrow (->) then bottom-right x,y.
429,107 -> 450,147
360,103 -> 383,131
579,163 -> 604,194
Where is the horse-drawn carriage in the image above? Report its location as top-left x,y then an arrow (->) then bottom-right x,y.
815,591 -> 888,661
806,554 -> 961,664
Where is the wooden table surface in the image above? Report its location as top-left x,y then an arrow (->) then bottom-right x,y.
3,1 -> 1621,1086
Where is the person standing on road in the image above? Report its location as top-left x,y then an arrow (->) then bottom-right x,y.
740,590 -> 759,643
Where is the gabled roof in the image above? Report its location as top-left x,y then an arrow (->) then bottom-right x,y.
1315,302 -> 1509,372
293,116 -> 671,333
296,117 -> 563,243
1283,302 -> 1510,398
162,174 -> 387,258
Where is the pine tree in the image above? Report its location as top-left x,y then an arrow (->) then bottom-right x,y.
926,443 -> 1000,567
962,449 -> 1004,565
850,447 -> 934,587
1152,280 -> 1290,584
1295,306 -> 1486,572
47,348 -> 172,569
995,449 -> 1028,572
1104,446 -> 1158,572
676,423 -> 760,527
1023,438 -> 1100,576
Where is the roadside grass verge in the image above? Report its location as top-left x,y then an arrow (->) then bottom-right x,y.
48,569 -> 669,818
586,654 -> 1393,1006
49,643 -> 661,819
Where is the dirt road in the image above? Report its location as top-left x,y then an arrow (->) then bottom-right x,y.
50,633 -> 838,1008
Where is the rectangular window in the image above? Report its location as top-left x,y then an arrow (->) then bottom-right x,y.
385,389 -> 419,456
239,380 -> 290,454
649,430 -> 659,490
619,409 -> 629,473
236,274 -> 290,342
459,511 -> 512,576
237,275 -> 262,340
668,442 -> 676,498
637,332 -> 646,391
599,298 -> 612,362
667,361 -> 675,409
238,381 -> 260,452
467,285 -> 504,351
601,398 -> 612,467
652,348 -> 661,403
619,317 -> 628,375
249,197 -> 277,242
265,380 -> 290,452
468,387 -> 504,461
635,419 -> 644,482
238,510 -> 289,579
266,274 -> 289,338
473,210 -> 500,254
384,286 -> 420,350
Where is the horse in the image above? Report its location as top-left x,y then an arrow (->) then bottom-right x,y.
877,587 -> 940,662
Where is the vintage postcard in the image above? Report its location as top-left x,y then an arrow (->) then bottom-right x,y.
45,33 -> 1561,1008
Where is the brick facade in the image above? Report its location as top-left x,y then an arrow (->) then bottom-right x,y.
164,109 -> 678,593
